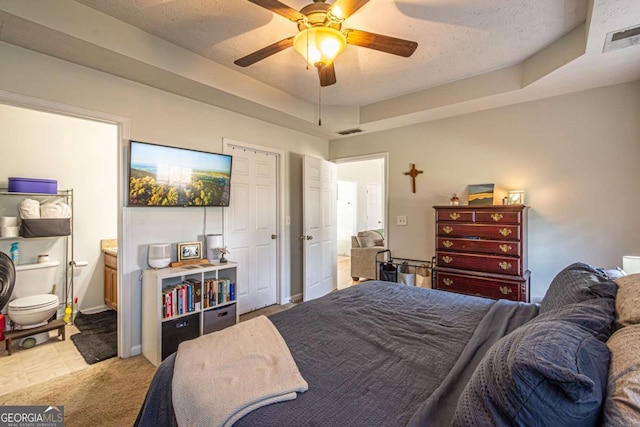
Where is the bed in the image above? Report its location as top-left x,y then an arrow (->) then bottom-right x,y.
135,262 -> 639,426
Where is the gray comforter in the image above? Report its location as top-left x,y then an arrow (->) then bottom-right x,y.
135,281 -> 539,426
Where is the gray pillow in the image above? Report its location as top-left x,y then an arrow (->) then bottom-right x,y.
540,262 -> 617,314
356,230 -> 383,248
452,320 -> 610,426
530,297 -> 616,342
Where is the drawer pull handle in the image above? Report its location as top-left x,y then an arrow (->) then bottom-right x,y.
491,213 -> 503,222
499,286 -> 512,295
498,228 -> 512,237
443,240 -> 454,248
443,278 -> 453,286
443,226 -> 454,234
499,244 -> 512,253
498,261 -> 512,270
442,256 -> 453,264
449,213 -> 461,220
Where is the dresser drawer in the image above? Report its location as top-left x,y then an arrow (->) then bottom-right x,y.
436,210 -> 474,222
435,271 -> 523,301
437,251 -> 522,275
437,224 -> 521,240
437,237 -> 521,256
475,211 -> 521,224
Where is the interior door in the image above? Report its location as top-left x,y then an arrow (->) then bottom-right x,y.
303,155 -> 337,301
225,145 -> 277,314
366,183 -> 383,230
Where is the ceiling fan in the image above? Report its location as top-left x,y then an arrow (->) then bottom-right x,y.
234,0 -> 418,87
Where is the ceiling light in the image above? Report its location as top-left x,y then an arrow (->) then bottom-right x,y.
293,27 -> 347,68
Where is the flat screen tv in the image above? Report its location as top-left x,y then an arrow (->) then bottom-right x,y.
128,140 -> 232,207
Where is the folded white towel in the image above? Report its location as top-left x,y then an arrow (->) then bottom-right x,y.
41,201 -> 71,218
19,199 -> 40,219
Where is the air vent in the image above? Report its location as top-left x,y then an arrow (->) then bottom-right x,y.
604,24 -> 640,52
336,128 -> 364,136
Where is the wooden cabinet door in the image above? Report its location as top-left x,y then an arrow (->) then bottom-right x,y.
104,266 -> 118,311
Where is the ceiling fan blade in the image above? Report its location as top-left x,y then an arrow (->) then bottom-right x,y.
318,63 -> 337,87
345,29 -> 418,57
329,0 -> 370,20
234,36 -> 294,67
247,0 -> 305,22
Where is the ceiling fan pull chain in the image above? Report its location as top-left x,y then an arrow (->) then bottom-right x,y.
305,27 -> 310,71
318,83 -> 322,126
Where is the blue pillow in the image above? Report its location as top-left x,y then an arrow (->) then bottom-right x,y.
540,262 -> 617,314
452,320 -> 610,426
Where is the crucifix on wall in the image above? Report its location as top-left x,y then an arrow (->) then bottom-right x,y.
404,163 -> 423,193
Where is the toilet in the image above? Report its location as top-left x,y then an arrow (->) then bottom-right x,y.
7,261 -> 60,347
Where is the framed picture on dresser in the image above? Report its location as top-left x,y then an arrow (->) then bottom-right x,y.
468,183 -> 495,205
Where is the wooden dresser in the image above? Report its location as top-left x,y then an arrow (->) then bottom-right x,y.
433,205 -> 530,302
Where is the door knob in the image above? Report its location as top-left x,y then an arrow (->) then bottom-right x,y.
306,235 -> 313,240
271,234 -> 277,239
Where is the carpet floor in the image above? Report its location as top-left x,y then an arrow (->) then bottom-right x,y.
0,304 -> 297,426
70,310 -> 117,365
0,355 -> 156,427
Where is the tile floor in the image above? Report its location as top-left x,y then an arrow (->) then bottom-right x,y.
0,324 -> 88,396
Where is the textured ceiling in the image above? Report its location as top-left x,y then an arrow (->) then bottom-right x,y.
1,0 -> 639,139
74,0 -> 587,106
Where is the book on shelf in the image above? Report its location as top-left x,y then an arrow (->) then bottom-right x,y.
162,281 -> 201,319
160,276 -> 235,319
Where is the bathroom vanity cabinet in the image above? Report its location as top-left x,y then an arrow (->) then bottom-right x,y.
103,250 -> 117,311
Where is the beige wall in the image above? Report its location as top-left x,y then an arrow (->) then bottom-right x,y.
0,105 -> 117,312
330,80 -> 640,301
0,42 -> 329,355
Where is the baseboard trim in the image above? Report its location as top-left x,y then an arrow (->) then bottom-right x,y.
289,293 -> 303,303
130,345 -> 142,357
80,305 -> 110,315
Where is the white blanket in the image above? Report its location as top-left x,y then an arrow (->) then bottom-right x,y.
172,315 -> 308,427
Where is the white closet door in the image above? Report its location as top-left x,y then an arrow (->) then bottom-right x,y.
226,146 -> 277,314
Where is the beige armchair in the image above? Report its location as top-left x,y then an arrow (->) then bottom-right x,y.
350,230 -> 385,281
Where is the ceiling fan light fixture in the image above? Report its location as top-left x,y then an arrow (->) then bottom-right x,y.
293,27 -> 346,68
327,6 -> 345,22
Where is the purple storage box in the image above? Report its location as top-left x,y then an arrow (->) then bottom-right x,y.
8,177 -> 58,194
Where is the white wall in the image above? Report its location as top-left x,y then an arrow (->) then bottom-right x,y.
0,105 -> 117,312
330,80 -> 640,301
0,42 -> 329,355
337,159 -> 385,232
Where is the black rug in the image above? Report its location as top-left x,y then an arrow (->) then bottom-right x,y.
70,310 -> 117,365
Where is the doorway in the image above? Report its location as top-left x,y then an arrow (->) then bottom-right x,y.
335,154 -> 388,288
0,99 -> 121,383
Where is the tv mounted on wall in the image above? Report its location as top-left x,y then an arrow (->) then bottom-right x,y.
128,140 -> 232,207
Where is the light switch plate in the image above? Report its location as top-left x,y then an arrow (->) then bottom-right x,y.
397,215 -> 407,226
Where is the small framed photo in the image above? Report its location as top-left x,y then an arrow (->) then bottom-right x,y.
177,241 -> 202,262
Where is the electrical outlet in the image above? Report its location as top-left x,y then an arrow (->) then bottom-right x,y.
397,215 -> 407,226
